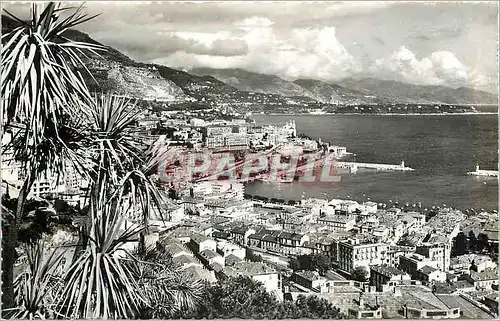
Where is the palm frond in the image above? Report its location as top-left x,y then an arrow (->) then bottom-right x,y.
1,2 -> 106,150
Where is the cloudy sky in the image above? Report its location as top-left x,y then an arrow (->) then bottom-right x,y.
4,1 -> 499,93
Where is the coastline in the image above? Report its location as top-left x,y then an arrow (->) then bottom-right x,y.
263,112 -> 498,116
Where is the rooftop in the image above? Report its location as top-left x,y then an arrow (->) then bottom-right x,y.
319,215 -> 355,223
165,242 -> 190,256
294,270 -> 322,281
225,261 -> 277,277
172,254 -> 199,266
190,233 -> 212,244
418,265 -> 438,275
225,254 -> 243,266
183,265 -> 217,283
200,249 -> 220,260
371,265 -> 407,277
469,269 -> 498,281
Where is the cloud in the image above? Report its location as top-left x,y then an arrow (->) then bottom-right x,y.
236,16 -> 274,28
369,46 -> 475,87
156,24 -> 360,81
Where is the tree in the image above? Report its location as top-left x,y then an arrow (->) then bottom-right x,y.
477,233 -> 490,252
453,232 -> 468,256
246,248 -> 263,262
468,231 -> 478,253
184,276 -> 343,319
351,266 -> 368,282
127,243 -> 203,318
310,254 -> 332,276
294,254 -> 332,275
55,94 -> 178,319
1,2 -> 104,309
288,256 -> 300,271
470,260 -> 478,272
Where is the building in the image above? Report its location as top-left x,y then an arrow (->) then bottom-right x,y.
225,134 -> 248,148
415,242 -> 452,272
483,292 -> 499,315
416,266 -> 447,282
399,254 -> 440,279
216,240 -> 246,260
462,269 -> 499,290
337,239 -> 389,274
224,261 -> 281,297
230,226 -> 256,246
291,270 -> 327,291
199,249 -> 225,268
165,242 -> 193,258
189,233 -> 217,253
369,265 -> 411,292
450,254 -> 497,273
318,215 -> 356,232
387,246 -> 414,267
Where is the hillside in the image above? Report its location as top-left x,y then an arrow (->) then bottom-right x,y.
339,78 -> 498,105
190,68 -> 498,106
190,67 -> 318,100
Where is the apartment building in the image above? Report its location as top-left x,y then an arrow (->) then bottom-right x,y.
369,265 -> 411,292
337,239 -> 389,274
317,215 -> 356,232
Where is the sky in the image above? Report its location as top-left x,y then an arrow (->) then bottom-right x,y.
3,1 -> 499,93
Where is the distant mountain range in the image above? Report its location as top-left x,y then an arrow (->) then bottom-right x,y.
191,67 -> 498,106
2,15 -> 498,114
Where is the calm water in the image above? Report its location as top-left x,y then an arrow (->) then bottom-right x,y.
245,114 -> 498,211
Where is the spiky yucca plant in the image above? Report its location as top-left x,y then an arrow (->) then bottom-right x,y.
1,2 -> 105,309
8,241 -> 66,319
56,94 -> 188,319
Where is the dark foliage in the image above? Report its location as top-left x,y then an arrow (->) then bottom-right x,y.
182,276 -> 344,319
290,254 -> 332,276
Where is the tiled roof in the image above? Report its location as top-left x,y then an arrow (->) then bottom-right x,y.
319,215 -> 354,223
165,243 -> 190,256
173,254 -> 199,266
419,265 -> 438,275
225,254 -> 243,266
294,270 -> 321,281
225,262 -> 276,277
183,265 -> 217,283
371,265 -> 407,277
213,231 -> 231,239
190,233 -> 211,244
454,280 -> 474,289
210,262 -> 224,272
470,269 -> 498,281
200,249 -> 219,260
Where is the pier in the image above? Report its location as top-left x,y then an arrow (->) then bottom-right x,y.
467,165 -> 498,177
333,160 -> 414,172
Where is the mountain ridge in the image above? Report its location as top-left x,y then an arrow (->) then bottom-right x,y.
191,67 -> 498,106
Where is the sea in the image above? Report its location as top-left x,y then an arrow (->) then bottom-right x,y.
245,114 -> 498,212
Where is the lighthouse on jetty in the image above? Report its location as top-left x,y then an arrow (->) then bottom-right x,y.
467,164 -> 499,177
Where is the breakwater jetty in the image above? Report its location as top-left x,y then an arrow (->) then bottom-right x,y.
333,160 -> 414,172
467,165 -> 498,177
